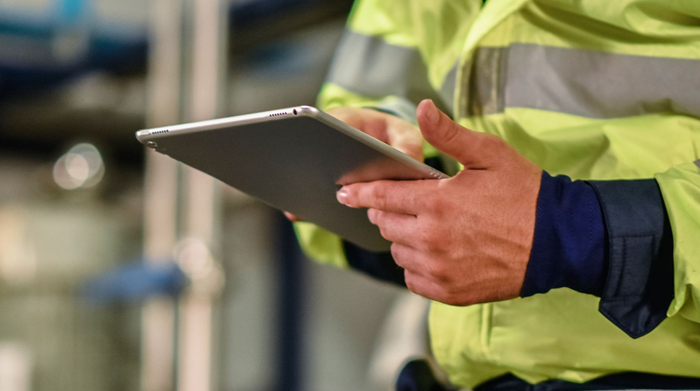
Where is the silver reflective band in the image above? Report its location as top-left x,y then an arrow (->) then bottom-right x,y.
326,30 -> 456,115
695,159 -> 700,170
439,64 -> 458,115
467,44 -> 700,119
375,97 -> 421,123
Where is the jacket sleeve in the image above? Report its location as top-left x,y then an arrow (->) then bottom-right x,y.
588,178 -> 675,338
655,161 -> 700,324
519,172 -> 677,339
585,160 -> 700,337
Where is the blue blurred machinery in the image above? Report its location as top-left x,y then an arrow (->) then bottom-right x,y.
81,260 -> 188,304
0,0 -> 146,99
0,0 -> 352,100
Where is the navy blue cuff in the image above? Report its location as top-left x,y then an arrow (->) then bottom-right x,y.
343,241 -> 406,288
521,172 -> 608,297
521,172 -> 674,339
589,179 -> 674,338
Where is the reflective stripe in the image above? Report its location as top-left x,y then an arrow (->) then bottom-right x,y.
439,64 -> 458,115
326,30 -> 456,115
466,46 -> 507,116
374,97 -> 421,123
695,160 -> 700,170
467,44 -> 700,119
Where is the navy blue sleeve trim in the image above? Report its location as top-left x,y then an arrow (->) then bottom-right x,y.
589,179 -> 674,339
522,174 -> 674,338
474,371 -> 700,391
521,172 -> 607,297
342,241 -> 406,287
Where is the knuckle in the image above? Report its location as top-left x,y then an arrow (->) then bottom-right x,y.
420,229 -> 444,252
428,261 -> 450,282
390,244 -> 406,265
422,193 -> 438,212
427,195 -> 447,215
418,230 -> 434,248
372,209 -> 384,226
404,271 -> 418,292
371,185 -> 387,209
487,134 -> 508,151
378,225 -> 393,242
435,285 -> 461,306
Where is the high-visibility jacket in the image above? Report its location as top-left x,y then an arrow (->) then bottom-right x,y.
294,0 -> 700,388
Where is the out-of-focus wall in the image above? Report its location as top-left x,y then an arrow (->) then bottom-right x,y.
0,153 -> 143,391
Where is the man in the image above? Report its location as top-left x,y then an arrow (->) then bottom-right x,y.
294,0 -> 700,389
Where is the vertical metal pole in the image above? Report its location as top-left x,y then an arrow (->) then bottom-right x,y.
176,0 -> 227,390
142,0 -> 185,390
143,0 -> 226,389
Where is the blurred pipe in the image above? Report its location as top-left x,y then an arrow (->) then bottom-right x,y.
177,0 -> 228,390
274,215 -> 306,391
141,0 -> 185,390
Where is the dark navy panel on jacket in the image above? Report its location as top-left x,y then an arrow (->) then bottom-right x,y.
475,372 -> 700,390
522,172 -> 674,339
589,179 -> 674,338
343,241 -> 406,287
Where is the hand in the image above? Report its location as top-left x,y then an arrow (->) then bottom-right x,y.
326,107 -> 424,161
285,106 -> 424,222
336,100 -> 543,306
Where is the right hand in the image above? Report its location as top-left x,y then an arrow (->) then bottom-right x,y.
285,106 -> 425,222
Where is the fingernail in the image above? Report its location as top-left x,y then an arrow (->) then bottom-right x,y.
337,189 -> 350,205
424,100 -> 440,124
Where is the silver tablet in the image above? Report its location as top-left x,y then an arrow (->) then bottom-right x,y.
136,106 -> 448,252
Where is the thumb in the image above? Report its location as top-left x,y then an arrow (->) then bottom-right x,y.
416,99 -> 505,168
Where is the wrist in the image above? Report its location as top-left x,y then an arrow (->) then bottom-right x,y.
521,172 -> 608,297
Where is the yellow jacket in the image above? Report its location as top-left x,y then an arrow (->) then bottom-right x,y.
295,0 -> 700,387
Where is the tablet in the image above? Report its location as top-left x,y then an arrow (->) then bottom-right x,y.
136,106 -> 448,252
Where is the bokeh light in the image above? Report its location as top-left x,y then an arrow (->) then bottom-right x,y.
53,143 -> 105,190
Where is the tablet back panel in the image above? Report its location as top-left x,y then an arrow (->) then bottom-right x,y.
137,107 -> 447,252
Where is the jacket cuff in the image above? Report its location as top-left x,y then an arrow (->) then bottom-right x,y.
521,172 -> 607,297
342,241 -> 406,287
588,179 -> 674,339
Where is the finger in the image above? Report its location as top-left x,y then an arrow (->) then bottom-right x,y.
283,212 -> 303,222
416,99 -> 507,169
327,107 -> 389,143
367,209 -> 420,245
404,270 -> 451,303
337,180 -> 435,214
328,107 -> 423,161
390,243 -> 427,274
385,117 -> 424,162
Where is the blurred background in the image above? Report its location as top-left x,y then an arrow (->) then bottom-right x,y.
0,0 -> 422,390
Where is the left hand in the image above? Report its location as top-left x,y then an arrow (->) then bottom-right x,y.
336,100 -> 543,306
284,106 -> 423,223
